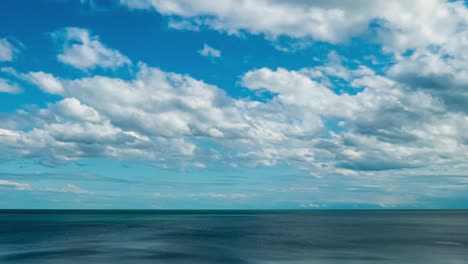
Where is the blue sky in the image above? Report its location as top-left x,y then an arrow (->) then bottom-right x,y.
1,0 -> 468,209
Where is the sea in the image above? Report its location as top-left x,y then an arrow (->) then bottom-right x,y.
0,210 -> 467,263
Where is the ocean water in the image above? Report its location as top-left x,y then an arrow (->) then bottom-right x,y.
0,210 -> 467,264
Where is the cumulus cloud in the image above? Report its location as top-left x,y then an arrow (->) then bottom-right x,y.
0,61 -> 325,168
60,65 -> 250,139
239,49 -> 468,173
388,48 -> 468,113
198,44 -> 221,58
53,27 -> 131,70
1,67 -> 64,95
0,65 -> 247,167
53,98 -> 103,123
0,38 -> 19,62
0,121 -> 154,166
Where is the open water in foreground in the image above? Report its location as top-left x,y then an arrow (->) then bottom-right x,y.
0,210 -> 467,263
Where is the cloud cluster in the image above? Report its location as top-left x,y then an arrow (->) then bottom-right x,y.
1,59 -> 248,166
239,59 -> 468,172
3,47 -> 467,174
119,0 -> 468,175
4,0 -> 468,181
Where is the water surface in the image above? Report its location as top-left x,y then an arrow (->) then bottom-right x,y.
0,210 -> 467,263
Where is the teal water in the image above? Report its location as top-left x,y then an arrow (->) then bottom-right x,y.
0,210 -> 467,263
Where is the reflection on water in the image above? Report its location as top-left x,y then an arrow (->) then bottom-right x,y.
0,210 -> 467,263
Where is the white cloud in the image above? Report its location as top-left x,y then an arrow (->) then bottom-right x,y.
111,1 -> 468,174
0,65 -> 244,166
0,179 -> 31,190
0,38 -> 19,62
120,0 -> 372,43
119,0 -> 468,52
53,98 -> 103,123
242,67 -> 340,112
54,27 -> 131,70
0,68 -> 64,95
25,71 -> 64,94
198,44 -> 221,58
58,65 -> 252,140
0,64 -> 322,168
388,48 -> 468,113
240,51 -> 468,172
0,78 -> 21,94
0,121 -> 155,166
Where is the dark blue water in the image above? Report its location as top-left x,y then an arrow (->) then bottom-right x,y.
0,210 -> 467,263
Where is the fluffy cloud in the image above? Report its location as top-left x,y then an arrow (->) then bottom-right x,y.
0,64 -> 246,167
0,38 -> 19,62
53,98 -> 103,123
60,65 -> 250,139
0,60 -> 326,168
198,44 -> 221,58
240,50 -> 468,172
1,68 -> 64,95
54,27 -> 131,70
119,0 -> 468,52
389,48 -> 468,113
120,0 -> 372,42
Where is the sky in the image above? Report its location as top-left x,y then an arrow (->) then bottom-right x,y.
1,0 -> 468,209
